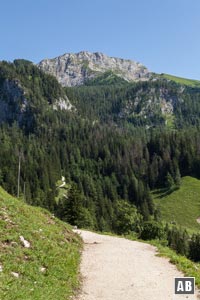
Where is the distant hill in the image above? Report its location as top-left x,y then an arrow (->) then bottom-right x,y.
37,51 -> 200,128
0,187 -> 81,300
38,51 -> 200,90
153,176 -> 200,232
38,51 -> 151,87
2,55 -> 200,130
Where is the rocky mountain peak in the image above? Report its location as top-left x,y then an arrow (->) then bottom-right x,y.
38,51 -> 151,87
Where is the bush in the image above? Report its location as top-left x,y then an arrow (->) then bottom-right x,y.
167,226 -> 189,256
114,200 -> 142,235
140,221 -> 165,240
76,207 -> 96,229
189,234 -> 200,262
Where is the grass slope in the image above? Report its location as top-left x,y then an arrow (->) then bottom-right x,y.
153,176 -> 200,231
0,187 -> 82,300
160,73 -> 200,88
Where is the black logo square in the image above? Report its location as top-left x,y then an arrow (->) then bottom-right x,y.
175,277 -> 195,294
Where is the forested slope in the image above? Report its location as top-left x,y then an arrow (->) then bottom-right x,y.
1,59 -> 200,234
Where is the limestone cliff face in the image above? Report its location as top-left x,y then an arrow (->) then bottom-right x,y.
0,78 -> 74,125
0,79 -> 28,123
38,51 -> 151,87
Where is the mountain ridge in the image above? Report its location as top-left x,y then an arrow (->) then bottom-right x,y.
38,51 -> 151,87
1,57 -> 200,130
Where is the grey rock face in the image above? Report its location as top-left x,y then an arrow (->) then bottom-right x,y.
0,79 -> 74,125
38,51 -> 151,87
119,86 -> 184,121
0,79 -> 28,123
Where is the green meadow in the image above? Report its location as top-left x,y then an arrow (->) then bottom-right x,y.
153,176 -> 200,232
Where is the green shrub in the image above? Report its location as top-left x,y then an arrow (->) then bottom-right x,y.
140,221 -> 165,240
167,226 -> 189,256
189,234 -> 200,262
114,200 -> 142,234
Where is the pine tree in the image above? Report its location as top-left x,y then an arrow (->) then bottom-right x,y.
58,183 -> 83,226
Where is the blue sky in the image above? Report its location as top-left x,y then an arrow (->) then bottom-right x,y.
1,0 -> 200,79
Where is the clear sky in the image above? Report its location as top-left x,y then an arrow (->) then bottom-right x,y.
1,0 -> 200,79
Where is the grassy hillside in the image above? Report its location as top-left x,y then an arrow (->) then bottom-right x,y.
0,187 -> 82,300
153,176 -> 200,231
160,73 -> 200,88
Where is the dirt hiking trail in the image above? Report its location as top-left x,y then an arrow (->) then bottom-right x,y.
75,230 -> 199,300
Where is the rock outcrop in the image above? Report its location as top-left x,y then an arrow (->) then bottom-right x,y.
38,51 -> 151,87
0,79 -> 28,123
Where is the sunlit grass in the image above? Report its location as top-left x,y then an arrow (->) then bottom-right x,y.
0,187 -> 82,300
153,176 -> 200,232
160,74 -> 200,88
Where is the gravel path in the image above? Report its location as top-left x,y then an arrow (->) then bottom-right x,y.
75,230 -> 199,300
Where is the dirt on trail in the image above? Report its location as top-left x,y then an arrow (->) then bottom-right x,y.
74,230 -> 199,300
